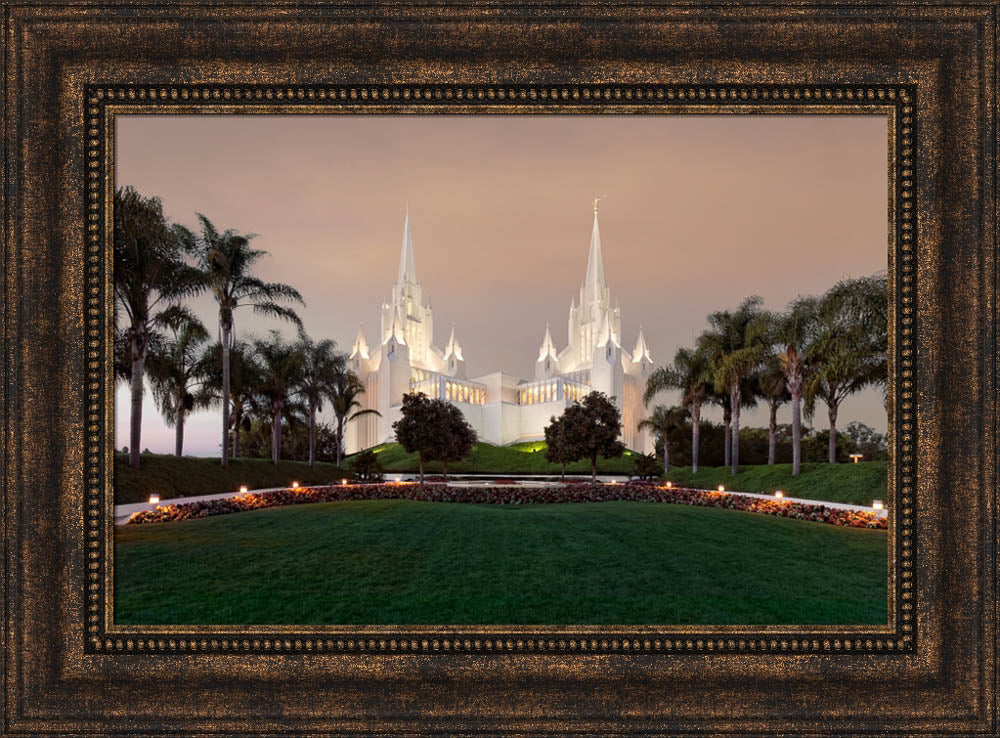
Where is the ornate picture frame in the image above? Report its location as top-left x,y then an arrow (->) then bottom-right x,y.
3,3 -> 997,735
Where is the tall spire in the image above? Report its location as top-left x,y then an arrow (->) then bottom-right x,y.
583,201 -> 607,302
398,205 -> 417,284
537,323 -> 558,362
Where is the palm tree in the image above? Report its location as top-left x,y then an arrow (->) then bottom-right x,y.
637,405 -> 686,473
145,322 -> 211,456
756,354 -> 791,465
644,346 -> 713,473
776,295 -> 819,476
296,328 -> 346,467
825,272 -> 889,397
180,215 -> 304,467
698,296 -> 770,475
803,278 -> 886,463
114,186 -> 205,468
253,331 -> 305,465
328,368 -> 381,468
200,339 -> 263,460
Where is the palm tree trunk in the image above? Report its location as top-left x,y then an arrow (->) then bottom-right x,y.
442,460 -> 448,481
723,405 -> 731,468
730,382 -> 741,475
336,416 -> 344,468
175,405 -> 185,457
561,462 -> 566,481
128,349 -> 145,469
221,325 -> 231,467
828,403 -> 839,463
791,390 -> 802,476
691,401 -> 701,474
418,455 -> 425,484
308,403 -> 317,467
663,433 -> 669,474
768,401 -> 778,465
591,456 -> 597,482
271,405 -> 282,466
231,405 -> 241,459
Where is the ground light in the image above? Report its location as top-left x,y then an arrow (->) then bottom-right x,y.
341,479 -> 347,485
148,494 -> 159,506
774,490 -> 784,498
665,481 -> 673,488
872,500 -> 884,510
239,486 -> 248,495
717,485 -> 725,492
291,481 -> 299,489
849,453 -> 864,463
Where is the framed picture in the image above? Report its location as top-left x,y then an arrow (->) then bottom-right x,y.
3,2 -> 997,736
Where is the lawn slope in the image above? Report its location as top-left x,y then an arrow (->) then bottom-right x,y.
114,453 -> 348,505
360,441 -> 640,475
664,462 -> 888,507
116,499 -> 888,625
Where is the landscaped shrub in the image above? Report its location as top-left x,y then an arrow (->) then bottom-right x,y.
125,481 -> 887,530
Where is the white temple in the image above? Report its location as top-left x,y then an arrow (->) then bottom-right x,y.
345,201 -> 655,455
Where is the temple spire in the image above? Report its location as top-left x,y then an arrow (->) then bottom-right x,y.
537,323 -> 558,362
351,324 -> 370,360
583,202 -> 607,302
444,324 -> 464,361
398,205 -> 417,284
632,325 -> 652,363
387,304 -> 406,345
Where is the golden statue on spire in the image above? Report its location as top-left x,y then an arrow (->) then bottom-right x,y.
593,196 -> 601,214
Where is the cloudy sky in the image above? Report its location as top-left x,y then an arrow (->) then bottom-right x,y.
115,113 -> 889,456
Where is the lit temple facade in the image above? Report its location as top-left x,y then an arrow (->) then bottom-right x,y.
345,202 -> 655,455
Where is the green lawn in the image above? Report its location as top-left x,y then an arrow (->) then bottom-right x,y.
664,461 -> 888,507
115,499 -> 888,625
358,441 -> 641,475
114,453 -> 349,505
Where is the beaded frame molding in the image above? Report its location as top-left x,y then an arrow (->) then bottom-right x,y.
5,3 -> 997,736
87,84 -> 914,658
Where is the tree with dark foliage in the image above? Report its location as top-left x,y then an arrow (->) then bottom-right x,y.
632,452 -> 664,480
350,449 -> 383,481
563,392 -> 625,482
544,413 -> 585,480
393,392 -> 477,483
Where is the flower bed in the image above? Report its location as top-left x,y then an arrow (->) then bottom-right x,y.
124,481 -> 888,530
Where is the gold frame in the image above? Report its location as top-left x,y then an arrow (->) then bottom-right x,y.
4,6 -> 997,735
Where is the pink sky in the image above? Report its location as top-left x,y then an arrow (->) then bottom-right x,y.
115,114 -> 889,456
